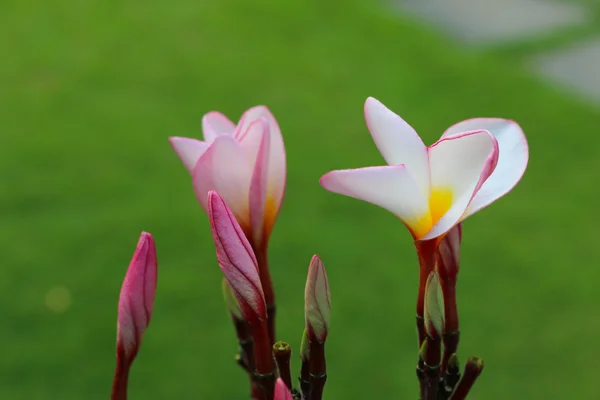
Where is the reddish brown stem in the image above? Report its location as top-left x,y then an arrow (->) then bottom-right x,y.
255,244 -> 276,345
250,319 -> 276,400
415,240 -> 437,347
420,337 -> 441,400
299,355 -> 311,399
111,351 -> 130,400
440,282 -> 460,375
450,357 -> 484,400
231,316 -> 261,398
273,341 -> 293,391
308,340 -> 327,400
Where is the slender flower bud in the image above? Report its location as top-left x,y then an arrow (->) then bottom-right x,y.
274,378 -> 294,400
112,232 -> 158,400
208,190 -> 266,322
304,255 -> 331,343
424,270 -> 445,338
222,277 -> 243,320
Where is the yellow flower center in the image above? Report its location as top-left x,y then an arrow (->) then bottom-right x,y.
409,187 -> 454,239
429,187 -> 453,226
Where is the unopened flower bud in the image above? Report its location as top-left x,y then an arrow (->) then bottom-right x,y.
304,255 -> 331,343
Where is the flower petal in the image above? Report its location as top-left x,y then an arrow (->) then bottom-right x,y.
443,118 -> 528,216
364,97 -> 430,197
208,191 -> 266,320
169,137 -> 209,174
423,130 -> 498,240
274,378 -> 294,400
192,135 -> 252,230
320,165 -> 431,238
236,106 -> 286,223
117,232 -> 158,361
202,111 -> 236,143
238,117 -> 271,246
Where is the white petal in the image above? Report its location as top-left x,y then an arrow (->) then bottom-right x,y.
236,106 -> 286,234
320,165 -> 431,238
443,118 -> 528,216
423,130 -> 498,240
238,118 -> 271,245
169,137 -> 209,174
364,97 -> 430,197
192,135 -> 252,229
202,111 -> 236,143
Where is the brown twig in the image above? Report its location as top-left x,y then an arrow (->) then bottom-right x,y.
449,357 -> 484,400
273,341 -> 293,391
308,340 -> 327,400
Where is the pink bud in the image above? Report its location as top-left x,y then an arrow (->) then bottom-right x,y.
208,190 -> 267,321
273,378 -> 294,400
112,232 -> 158,400
304,255 -> 331,343
117,231 -> 158,361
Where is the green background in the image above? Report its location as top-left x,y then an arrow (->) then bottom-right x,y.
2,0 -> 599,398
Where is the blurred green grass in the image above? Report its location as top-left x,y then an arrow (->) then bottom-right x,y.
1,0 -> 600,398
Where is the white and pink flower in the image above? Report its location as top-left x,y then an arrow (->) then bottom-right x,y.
170,106 -> 286,248
320,97 -> 529,242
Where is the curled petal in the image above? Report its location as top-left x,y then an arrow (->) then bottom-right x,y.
444,118 -> 529,217
423,130 -> 498,240
320,165 -> 431,239
202,111 -> 236,143
193,135 -> 253,231
364,97 -> 430,197
238,117 -> 271,245
117,232 -> 158,361
424,271 -> 445,338
274,378 -> 294,400
304,255 -> 331,343
236,106 -> 286,229
208,190 -> 266,321
169,137 -> 209,174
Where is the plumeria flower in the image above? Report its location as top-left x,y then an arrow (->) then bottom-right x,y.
320,97 -> 528,242
170,106 -> 286,249
112,232 -> 158,400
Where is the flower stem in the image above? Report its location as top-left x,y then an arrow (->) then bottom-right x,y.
299,354 -> 311,399
418,337 -> 441,400
440,353 -> 461,400
111,351 -> 130,400
415,240 -> 438,347
449,357 -> 484,400
255,245 -> 276,345
308,340 -> 327,400
250,319 -> 276,400
231,316 -> 262,399
273,341 -> 293,391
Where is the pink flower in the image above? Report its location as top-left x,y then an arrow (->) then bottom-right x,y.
208,190 -> 267,322
305,255 -> 331,343
320,97 -> 528,241
112,232 -> 158,400
116,231 -> 158,362
170,106 -> 286,248
273,378 -> 294,400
